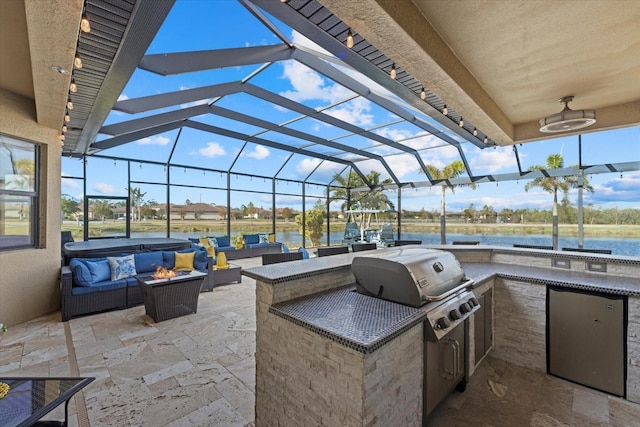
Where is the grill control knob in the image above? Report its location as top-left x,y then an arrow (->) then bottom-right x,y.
436,316 -> 451,330
449,309 -> 462,320
468,297 -> 479,307
459,302 -> 471,314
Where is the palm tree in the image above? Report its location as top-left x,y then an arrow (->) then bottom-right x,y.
330,170 -> 395,211
525,153 -> 593,249
129,187 -> 147,221
424,160 -> 474,244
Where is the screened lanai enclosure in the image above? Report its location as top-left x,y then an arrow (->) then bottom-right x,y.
58,0 -> 639,249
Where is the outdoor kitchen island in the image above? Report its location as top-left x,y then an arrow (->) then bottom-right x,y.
243,246 -> 640,426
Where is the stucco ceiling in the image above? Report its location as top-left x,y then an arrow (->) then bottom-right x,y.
318,0 -> 640,145
0,0 -> 81,129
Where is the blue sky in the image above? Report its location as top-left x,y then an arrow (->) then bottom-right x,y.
61,0 -> 640,213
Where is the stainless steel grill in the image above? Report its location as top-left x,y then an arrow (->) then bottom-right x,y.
351,247 -> 480,420
352,247 -> 478,341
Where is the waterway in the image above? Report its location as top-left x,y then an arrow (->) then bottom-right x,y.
139,231 -> 639,257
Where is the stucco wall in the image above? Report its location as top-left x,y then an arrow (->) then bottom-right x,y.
0,88 -> 61,326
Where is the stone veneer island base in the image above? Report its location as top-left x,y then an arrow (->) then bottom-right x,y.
244,246 -> 640,426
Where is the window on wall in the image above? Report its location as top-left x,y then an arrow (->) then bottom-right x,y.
0,135 -> 39,251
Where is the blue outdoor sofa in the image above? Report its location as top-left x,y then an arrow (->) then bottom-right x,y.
190,233 -> 282,260
61,245 -> 214,321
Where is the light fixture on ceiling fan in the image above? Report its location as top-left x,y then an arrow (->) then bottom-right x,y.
539,95 -> 596,133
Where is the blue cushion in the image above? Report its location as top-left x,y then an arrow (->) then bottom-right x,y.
107,254 -> 137,280
188,238 -> 200,243
134,251 -> 164,274
244,233 -> 260,244
86,260 -> 111,283
216,246 -> 235,252
162,250 -> 176,268
246,243 -> 269,249
69,257 -> 107,287
71,279 -> 127,295
189,247 -> 208,270
216,235 -> 230,247
282,243 -> 290,253
298,247 -> 310,259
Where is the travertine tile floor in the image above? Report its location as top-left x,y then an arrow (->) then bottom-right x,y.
2,256 -> 640,426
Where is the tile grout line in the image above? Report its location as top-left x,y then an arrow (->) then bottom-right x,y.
64,321 -> 90,427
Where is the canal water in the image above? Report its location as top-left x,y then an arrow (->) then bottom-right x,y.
147,231 -> 639,257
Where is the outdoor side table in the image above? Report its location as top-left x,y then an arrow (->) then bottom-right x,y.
0,377 -> 94,427
204,263 -> 242,291
136,271 -> 206,322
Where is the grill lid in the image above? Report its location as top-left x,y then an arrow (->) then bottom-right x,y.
352,248 -> 472,307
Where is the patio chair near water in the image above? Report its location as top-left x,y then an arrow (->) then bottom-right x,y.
317,246 -> 350,257
352,243 -> 377,252
262,252 -> 304,265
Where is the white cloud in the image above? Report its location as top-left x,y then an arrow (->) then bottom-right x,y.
324,98 -> 374,127
469,147 -> 518,173
61,177 -> 79,189
296,157 -> 343,180
383,154 -> 421,179
93,182 -> 116,194
198,142 -> 226,157
245,145 -> 270,159
296,158 -> 321,175
587,171 -> 640,205
137,135 -> 171,145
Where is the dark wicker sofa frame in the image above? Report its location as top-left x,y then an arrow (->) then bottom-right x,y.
61,254 -> 215,322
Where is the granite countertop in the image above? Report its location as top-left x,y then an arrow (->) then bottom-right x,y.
265,258 -> 640,355
463,262 -> 640,296
269,285 -> 425,354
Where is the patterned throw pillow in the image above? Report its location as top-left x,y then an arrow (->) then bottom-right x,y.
259,234 -> 269,244
107,254 -> 137,281
208,237 -> 218,248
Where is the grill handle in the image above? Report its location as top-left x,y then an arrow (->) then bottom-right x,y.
421,278 -> 475,302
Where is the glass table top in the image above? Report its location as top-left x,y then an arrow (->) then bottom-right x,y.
0,377 -> 93,427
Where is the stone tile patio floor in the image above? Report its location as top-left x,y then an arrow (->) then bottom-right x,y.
1,256 -> 639,426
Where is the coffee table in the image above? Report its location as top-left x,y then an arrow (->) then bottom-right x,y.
136,271 -> 207,322
203,263 -> 242,291
0,377 -> 94,427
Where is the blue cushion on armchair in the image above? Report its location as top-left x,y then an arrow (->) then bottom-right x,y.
69,257 -> 108,287
244,233 -> 260,244
216,235 -> 230,247
86,260 -> 111,283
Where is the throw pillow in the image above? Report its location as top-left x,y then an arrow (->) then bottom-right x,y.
268,233 -> 276,243
216,235 -> 230,247
298,247 -> 310,259
134,251 -> 163,274
86,260 -> 111,283
174,251 -> 195,271
107,254 -> 137,281
258,234 -> 269,244
199,237 -> 209,246
208,237 -> 218,248
244,233 -> 260,245
205,244 -> 215,257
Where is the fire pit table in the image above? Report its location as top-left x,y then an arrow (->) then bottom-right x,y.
136,270 -> 207,322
